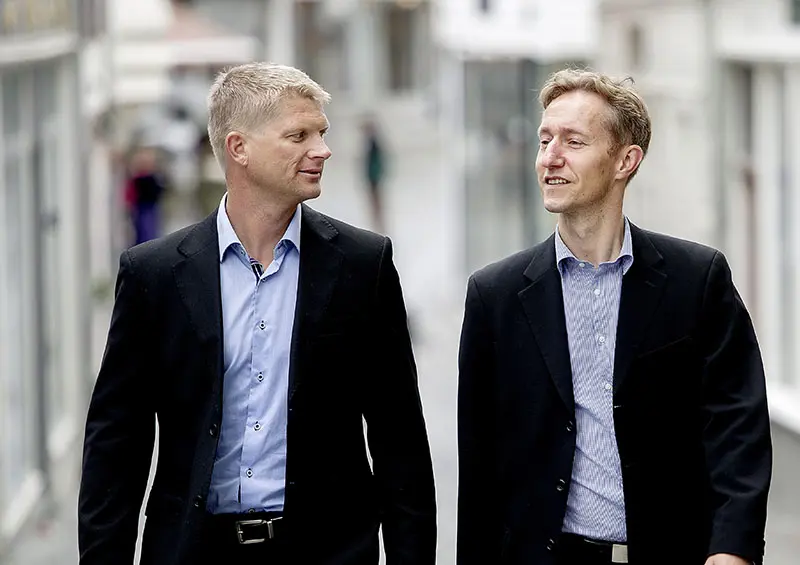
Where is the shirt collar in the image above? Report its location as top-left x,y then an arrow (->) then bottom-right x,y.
554,216 -> 634,275
216,193 -> 302,263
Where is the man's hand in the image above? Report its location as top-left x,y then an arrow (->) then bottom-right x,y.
704,554 -> 751,565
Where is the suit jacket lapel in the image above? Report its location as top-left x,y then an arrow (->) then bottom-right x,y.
613,224 -> 667,393
289,205 -> 343,402
519,236 -> 575,414
173,212 -> 224,383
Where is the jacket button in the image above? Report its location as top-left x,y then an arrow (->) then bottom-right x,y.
566,421 -> 574,433
546,538 -> 555,551
556,479 -> 567,492
209,424 -> 218,437
193,495 -> 204,508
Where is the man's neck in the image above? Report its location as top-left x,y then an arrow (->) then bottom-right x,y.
225,188 -> 297,265
557,207 -> 625,267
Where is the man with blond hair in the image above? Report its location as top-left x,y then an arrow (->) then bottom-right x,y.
457,68 -> 771,565
79,62 -> 436,565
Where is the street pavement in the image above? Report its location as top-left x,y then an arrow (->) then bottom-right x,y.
4,99 -> 800,564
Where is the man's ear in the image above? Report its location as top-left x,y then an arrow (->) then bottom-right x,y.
616,145 -> 644,181
226,132 -> 248,167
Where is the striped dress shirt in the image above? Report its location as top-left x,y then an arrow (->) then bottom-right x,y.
556,218 -> 634,542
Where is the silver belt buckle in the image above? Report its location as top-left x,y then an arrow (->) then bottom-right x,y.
611,543 -> 629,563
235,518 -> 271,544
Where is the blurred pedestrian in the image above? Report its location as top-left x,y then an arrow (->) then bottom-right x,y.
79,62 -> 436,565
457,69 -> 771,565
361,117 -> 387,233
124,146 -> 166,244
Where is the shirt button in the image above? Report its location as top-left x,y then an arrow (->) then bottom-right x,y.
598,335 -> 606,344
246,468 -> 253,478
593,288 -> 601,296
257,372 -> 264,382
605,383 -> 613,391
578,262 -> 586,268
259,321 -> 266,330
254,422 -> 262,431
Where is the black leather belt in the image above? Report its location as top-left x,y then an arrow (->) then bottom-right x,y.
558,533 -> 629,564
206,512 -> 286,545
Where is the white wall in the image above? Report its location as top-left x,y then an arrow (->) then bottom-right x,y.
108,0 -> 171,105
601,0 -> 800,432
434,0 -> 597,60
597,0 -> 718,246
109,0 -> 171,35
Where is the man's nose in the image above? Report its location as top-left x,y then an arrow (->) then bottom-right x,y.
311,138 -> 332,160
540,142 -> 564,168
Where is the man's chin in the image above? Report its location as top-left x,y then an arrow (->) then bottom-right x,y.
543,199 -> 568,215
302,184 -> 322,201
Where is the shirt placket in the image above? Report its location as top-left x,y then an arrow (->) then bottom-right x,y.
240,270 -> 268,507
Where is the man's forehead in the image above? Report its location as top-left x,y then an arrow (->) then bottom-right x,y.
274,103 -> 329,126
540,95 -> 608,133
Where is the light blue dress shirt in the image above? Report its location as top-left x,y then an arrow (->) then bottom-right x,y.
556,218 -> 634,542
206,194 -> 300,514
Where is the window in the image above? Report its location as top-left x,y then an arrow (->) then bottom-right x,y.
387,4 -> 415,91
777,70 -> 795,385
793,0 -> 800,24
34,64 -> 65,433
628,24 -> 645,71
79,0 -> 108,37
1,70 -> 37,510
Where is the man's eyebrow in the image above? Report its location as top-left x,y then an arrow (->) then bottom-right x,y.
538,125 -> 590,137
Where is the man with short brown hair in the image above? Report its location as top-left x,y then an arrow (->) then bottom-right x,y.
457,68 -> 771,565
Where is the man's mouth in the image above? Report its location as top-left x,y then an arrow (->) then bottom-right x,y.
545,177 -> 569,185
300,169 -> 322,178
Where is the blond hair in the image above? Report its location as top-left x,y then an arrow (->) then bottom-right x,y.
539,68 -> 651,179
207,62 -> 331,170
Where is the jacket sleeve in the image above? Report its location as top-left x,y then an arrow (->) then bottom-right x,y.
700,251 -> 772,564
457,275 -> 501,564
78,250 -> 157,564
362,237 -> 437,564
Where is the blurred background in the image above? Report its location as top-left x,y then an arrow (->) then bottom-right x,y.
1,0 -> 800,563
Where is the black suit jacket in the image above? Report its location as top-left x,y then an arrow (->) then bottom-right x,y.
79,205 -> 436,565
457,224 -> 771,565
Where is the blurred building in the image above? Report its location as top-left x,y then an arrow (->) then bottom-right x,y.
108,0 -> 258,228
105,0 -> 437,222
0,0 -> 95,552
432,0 -> 599,275
182,0 -> 435,148
597,0 -> 800,432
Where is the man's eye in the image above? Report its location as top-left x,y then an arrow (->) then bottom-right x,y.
568,139 -> 584,147
539,139 -> 550,146
291,132 -> 306,141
